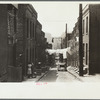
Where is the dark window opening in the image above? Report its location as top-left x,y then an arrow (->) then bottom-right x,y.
83,43 -> 84,57
86,17 -> 88,34
86,43 -> 88,65
27,19 -> 29,38
82,20 -> 84,34
33,23 -> 34,38
30,21 -> 32,38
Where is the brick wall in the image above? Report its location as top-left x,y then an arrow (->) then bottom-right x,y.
89,5 -> 100,74
0,5 -> 8,81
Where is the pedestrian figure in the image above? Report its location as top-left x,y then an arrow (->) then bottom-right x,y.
32,63 -> 37,78
27,63 -> 32,78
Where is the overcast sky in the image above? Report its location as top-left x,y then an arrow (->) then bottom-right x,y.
32,2 -> 87,37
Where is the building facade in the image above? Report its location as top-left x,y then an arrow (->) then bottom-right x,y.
67,21 -> 79,70
0,4 -> 19,81
45,33 -> 52,44
0,4 -> 48,82
16,4 -> 38,80
82,4 -> 100,74
61,32 -> 66,48
67,4 -> 100,75
52,37 -> 62,49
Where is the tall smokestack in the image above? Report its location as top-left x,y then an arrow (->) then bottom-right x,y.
66,24 -> 67,34
79,4 -> 83,76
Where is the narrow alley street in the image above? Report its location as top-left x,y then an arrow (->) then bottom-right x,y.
38,66 -> 81,82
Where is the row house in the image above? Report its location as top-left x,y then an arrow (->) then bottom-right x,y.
0,4 -> 48,82
36,20 -> 42,66
66,33 -> 72,47
67,4 -> 100,75
0,4 -> 18,81
61,32 -> 66,49
47,43 -> 52,49
82,4 -> 100,74
39,31 -> 47,68
61,24 -> 72,49
52,37 -> 62,49
17,4 -> 37,80
67,22 -> 79,72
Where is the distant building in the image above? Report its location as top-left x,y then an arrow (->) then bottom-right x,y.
45,33 -> 52,44
47,43 -> 52,49
67,33 -> 72,47
61,32 -> 66,48
67,21 -> 79,68
61,24 -> 72,49
52,37 -> 62,49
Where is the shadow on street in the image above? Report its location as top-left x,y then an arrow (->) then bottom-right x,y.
39,68 -> 58,82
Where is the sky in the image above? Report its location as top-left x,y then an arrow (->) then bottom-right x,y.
32,2 -> 87,37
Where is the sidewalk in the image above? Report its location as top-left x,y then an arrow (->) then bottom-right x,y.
23,71 -> 49,83
67,66 -> 100,82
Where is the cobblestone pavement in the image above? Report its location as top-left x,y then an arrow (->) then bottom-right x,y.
38,67 -> 81,82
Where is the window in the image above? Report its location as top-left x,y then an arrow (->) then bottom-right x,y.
30,21 -> 32,38
27,19 -> 30,38
86,43 -> 88,65
8,37 -> 13,44
27,19 -> 29,38
83,43 -> 84,57
13,9 -> 17,44
82,20 -> 84,34
26,49 -> 28,64
30,48 -> 31,62
8,15 -> 11,35
29,20 -> 30,38
86,17 -> 88,34
33,23 -> 34,38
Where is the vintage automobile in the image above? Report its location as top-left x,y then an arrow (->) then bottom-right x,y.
57,62 -> 67,71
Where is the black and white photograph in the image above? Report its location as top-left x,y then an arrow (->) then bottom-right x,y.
0,1 -> 100,99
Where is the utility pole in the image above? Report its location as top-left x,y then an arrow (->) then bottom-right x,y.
79,4 -> 83,76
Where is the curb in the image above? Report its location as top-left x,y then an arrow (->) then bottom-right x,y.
35,71 -> 49,82
67,69 -> 83,82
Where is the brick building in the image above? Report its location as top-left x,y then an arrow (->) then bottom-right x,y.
0,4 -> 48,82
36,20 -> 42,66
67,21 -> 79,69
61,32 -> 66,48
0,4 -> 18,81
39,31 -> 47,67
16,4 -> 37,80
52,37 -> 62,49
61,24 -> 72,49
67,4 -> 100,75
82,4 -> 100,74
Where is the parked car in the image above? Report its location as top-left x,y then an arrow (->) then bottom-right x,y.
57,62 -> 67,71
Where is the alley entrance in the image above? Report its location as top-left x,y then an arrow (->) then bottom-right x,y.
38,66 -> 81,82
